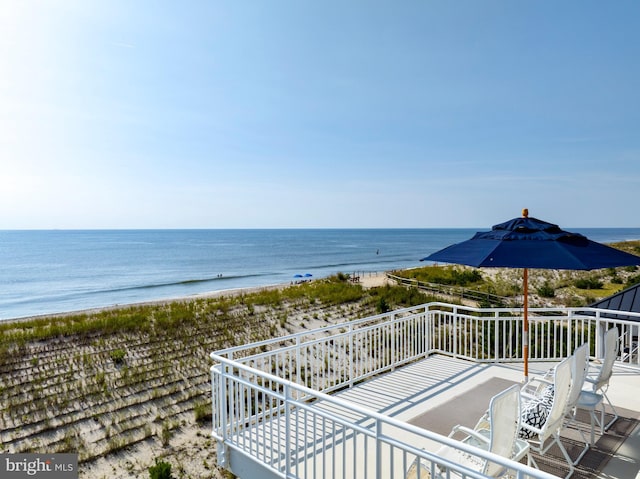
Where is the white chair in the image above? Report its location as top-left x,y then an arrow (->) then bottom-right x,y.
561,343 -> 591,464
406,385 -> 529,479
576,327 -> 620,438
519,356 -> 574,479
574,388 -> 604,450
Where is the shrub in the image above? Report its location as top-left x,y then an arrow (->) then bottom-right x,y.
536,282 -> 555,298
574,278 -> 603,290
625,274 -> 640,288
149,459 -> 173,479
160,421 -> 171,447
376,297 -> 389,314
194,402 -> 212,424
336,272 -> 350,282
110,348 -> 126,365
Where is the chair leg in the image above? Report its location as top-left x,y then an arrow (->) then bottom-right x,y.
569,418 -> 590,466
572,439 -> 590,466
602,392 -> 619,431
563,409 -> 591,466
535,435 -> 575,479
554,434 -> 576,479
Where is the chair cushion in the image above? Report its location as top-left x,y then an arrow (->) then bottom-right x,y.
519,386 -> 554,439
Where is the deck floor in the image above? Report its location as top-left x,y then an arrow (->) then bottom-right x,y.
232,355 -> 640,479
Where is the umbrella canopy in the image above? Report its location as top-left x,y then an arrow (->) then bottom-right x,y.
423,214 -> 640,270
421,209 -> 640,378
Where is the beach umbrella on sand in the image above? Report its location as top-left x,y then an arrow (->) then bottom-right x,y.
421,208 -> 640,379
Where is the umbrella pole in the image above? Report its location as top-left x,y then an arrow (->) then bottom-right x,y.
523,268 -> 529,379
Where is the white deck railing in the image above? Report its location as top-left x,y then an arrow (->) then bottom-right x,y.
210,303 -> 640,479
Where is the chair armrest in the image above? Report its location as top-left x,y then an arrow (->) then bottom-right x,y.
512,438 -> 530,462
450,425 -> 490,448
522,376 -> 553,389
520,376 -> 553,399
583,374 -> 601,392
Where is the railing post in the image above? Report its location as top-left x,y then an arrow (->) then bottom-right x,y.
296,336 -> 301,388
376,418 -> 382,479
349,323 -> 354,388
494,311 -> 500,363
452,306 -> 458,357
218,363 -> 229,467
391,313 -> 397,370
424,305 -> 433,357
284,384 -> 292,477
595,310 -> 605,360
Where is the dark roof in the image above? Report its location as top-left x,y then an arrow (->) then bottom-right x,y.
589,282 -> 640,322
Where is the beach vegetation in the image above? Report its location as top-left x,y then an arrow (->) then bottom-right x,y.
574,277 -> 604,290
335,272 -> 350,282
110,348 -> 126,365
625,273 -> 640,288
368,284 -> 436,310
400,266 -> 483,287
194,402 -> 211,424
536,281 -> 556,298
376,297 -> 389,314
148,459 -> 173,479
160,421 -> 172,447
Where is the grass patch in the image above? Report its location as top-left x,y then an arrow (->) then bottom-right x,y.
398,265 -> 483,287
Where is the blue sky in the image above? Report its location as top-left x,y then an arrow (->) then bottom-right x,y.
1,1 -> 639,229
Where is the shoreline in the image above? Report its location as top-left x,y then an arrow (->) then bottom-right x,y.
0,282 -> 292,325
1,271 -> 391,325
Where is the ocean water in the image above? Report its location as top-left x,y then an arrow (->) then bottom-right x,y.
1,228 -> 639,321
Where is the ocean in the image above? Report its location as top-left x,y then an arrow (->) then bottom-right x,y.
2,228 -> 640,321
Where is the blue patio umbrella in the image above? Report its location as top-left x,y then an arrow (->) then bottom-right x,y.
422,209 -> 640,378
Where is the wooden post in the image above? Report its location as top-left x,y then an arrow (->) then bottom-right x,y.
523,267 -> 529,379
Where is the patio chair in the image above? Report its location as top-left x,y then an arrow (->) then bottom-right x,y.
560,343 -> 592,464
406,385 -> 529,479
519,356 -> 574,479
579,327 -> 620,432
